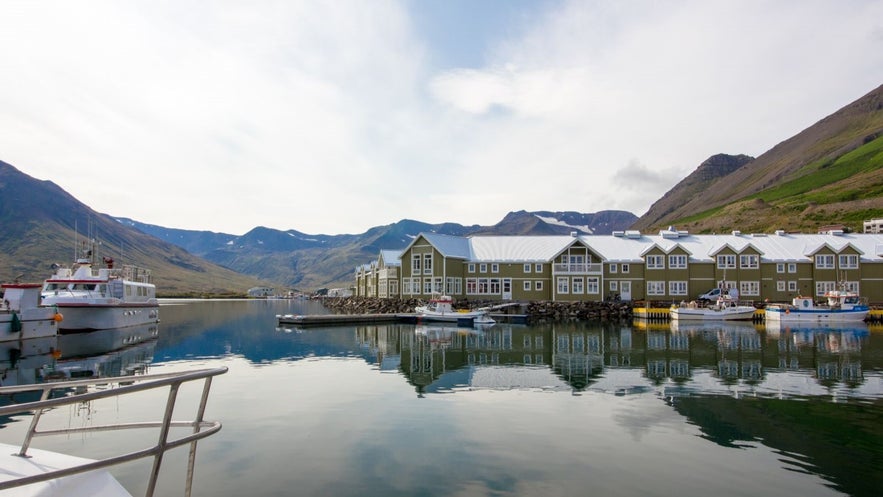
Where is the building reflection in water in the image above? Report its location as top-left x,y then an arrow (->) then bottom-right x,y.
354,320 -> 879,400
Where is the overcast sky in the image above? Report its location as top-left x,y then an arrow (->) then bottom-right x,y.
2,1 -> 882,235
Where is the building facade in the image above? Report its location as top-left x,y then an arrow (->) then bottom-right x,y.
354,230 -> 883,304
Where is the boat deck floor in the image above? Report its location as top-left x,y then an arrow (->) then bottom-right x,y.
0,442 -> 132,497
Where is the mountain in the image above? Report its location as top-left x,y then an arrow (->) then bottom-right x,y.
0,161 -> 268,296
120,210 -> 638,290
632,84 -> 883,233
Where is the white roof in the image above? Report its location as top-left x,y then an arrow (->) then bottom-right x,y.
385,232 -> 883,265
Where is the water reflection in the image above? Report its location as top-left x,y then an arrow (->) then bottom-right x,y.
347,321 -> 882,401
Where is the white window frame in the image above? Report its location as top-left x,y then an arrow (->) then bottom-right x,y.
535,263 -> 543,273
815,281 -> 836,296
788,263 -> 797,273
535,281 -> 543,291
610,263 -> 618,273
717,254 -> 736,269
491,263 -> 499,273
621,264 -> 629,273
839,254 -> 859,269
609,281 -> 618,291
523,280 -> 531,291
557,277 -> 569,294
423,253 -> 433,275
479,263 -> 488,273
668,255 -> 687,269
524,263 -> 532,273
740,254 -> 758,269
572,277 -> 584,294
647,281 -> 666,296
411,254 -> 421,275
815,254 -> 835,270
646,255 -> 664,270
740,281 -> 760,296
668,281 -> 688,296
776,281 -> 786,292
788,281 -> 798,292
776,263 -> 785,273
586,277 -> 600,294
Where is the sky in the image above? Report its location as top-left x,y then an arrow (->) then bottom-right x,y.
1,0 -> 882,236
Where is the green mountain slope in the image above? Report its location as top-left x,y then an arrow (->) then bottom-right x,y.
633,84 -> 883,233
0,161 -> 268,296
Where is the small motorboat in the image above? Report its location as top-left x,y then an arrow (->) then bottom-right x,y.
414,295 -> 495,326
670,296 -> 757,321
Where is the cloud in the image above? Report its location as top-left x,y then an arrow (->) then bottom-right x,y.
1,0 -> 881,234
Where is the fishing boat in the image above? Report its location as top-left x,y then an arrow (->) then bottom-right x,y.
414,295 -> 495,325
670,296 -> 757,321
1,283 -> 63,341
765,289 -> 870,323
41,242 -> 159,333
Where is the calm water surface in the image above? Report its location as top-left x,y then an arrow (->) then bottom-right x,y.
2,299 -> 882,497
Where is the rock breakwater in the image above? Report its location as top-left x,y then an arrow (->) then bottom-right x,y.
320,297 -> 632,323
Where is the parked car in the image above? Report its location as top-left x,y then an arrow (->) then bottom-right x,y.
697,288 -> 722,301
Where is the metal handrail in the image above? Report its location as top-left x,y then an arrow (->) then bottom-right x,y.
0,366 -> 228,497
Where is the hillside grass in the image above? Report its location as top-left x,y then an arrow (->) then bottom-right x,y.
661,136 -> 883,233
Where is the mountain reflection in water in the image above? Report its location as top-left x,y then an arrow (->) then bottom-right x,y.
1,299 -> 880,497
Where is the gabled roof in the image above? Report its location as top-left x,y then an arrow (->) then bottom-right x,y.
379,249 -> 403,266
401,233 -> 472,259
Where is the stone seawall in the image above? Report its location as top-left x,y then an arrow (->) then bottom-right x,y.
320,297 -> 633,323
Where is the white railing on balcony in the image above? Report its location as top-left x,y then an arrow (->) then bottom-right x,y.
553,263 -> 603,274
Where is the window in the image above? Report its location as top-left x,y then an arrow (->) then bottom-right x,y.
535,281 -> 543,291
776,263 -> 785,273
478,278 -> 489,294
423,279 -> 432,295
740,254 -> 758,269
647,281 -> 666,296
839,254 -> 859,269
586,277 -> 600,294
621,264 -> 629,273
815,255 -> 835,269
423,253 -> 433,274
609,281 -> 618,291
788,281 -> 797,292
491,263 -> 499,273
445,278 -> 462,295
788,263 -> 797,273
523,280 -> 532,291
610,263 -> 618,273
669,281 -> 688,296
411,254 -> 421,275
647,255 -> 664,269
468,263 -> 475,273
479,263 -> 488,273
740,281 -> 760,296
776,281 -> 786,291
572,277 -> 584,294
557,277 -> 569,294
535,264 -> 543,273
466,278 -> 477,294
489,278 -> 501,294
668,255 -> 687,269
717,254 -> 736,269
524,264 -> 532,273
815,281 -> 836,296
433,277 -> 443,294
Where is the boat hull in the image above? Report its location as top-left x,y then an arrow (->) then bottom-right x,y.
0,308 -> 60,341
670,307 -> 757,321
51,304 -> 160,333
764,307 -> 869,323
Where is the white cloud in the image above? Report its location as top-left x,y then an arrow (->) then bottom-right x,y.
1,0 -> 881,234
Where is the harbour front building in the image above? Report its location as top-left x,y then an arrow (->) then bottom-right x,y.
354,230 -> 883,304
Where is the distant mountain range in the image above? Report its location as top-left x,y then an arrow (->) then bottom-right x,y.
2,84 -> 882,294
116,210 -> 638,290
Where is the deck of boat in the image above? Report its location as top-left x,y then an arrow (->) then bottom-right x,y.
0,444 -> 132,497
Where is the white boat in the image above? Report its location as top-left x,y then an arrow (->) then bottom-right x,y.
414,295 -> 495,325
41,243 -> 159,333
765,290 -> 870,323
0,367 -> 227,497
670,296 -> 757,321
1,283 -> 62,341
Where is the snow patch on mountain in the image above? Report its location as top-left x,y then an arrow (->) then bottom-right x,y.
533,215 -> 594,234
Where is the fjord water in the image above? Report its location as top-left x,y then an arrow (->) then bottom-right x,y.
6,299 -> 882,497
